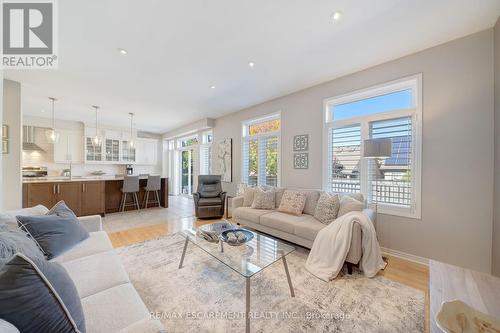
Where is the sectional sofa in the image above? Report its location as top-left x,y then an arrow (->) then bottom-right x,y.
232,189 -> 376,273
0,205 -> 165,333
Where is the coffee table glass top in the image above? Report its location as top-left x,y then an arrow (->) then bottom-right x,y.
181,225 -> 296,278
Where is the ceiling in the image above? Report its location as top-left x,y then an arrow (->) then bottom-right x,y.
6,0 -> 500,134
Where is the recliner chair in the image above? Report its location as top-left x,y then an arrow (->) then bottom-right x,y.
193,175 -> 227,218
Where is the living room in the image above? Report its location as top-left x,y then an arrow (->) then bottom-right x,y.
1,1 -> 500,332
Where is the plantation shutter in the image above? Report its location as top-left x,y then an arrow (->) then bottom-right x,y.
328,125 -> 361,193
199,145 -> 212,175
369,116 -> 413,208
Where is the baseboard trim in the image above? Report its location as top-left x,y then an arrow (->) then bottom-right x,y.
381,247 -> 429,266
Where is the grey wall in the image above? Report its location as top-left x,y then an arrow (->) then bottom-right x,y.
493,17 -> 500,277
214,30 -> 495,272
2,80 -> 22,210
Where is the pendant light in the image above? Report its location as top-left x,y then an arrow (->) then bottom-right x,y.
92,105 -> 101,146
128,112 -> 135,148
45,97 -> 60,144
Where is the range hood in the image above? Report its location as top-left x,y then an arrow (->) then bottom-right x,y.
23,126 -> 46,152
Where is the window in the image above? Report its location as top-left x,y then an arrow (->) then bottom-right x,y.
324,75 -> 422,218
200,131 -> 212,175
242,114 -> 281,186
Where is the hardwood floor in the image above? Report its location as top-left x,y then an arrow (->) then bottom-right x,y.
106,195 -> 430,332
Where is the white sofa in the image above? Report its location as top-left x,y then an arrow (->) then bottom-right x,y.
0,206 -> 165,333
232,189 -> 376,273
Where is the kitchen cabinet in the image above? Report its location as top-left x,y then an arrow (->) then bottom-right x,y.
121,140 -> 136,162
135,138 -> 158,165
105,138 -> 120,162
54,130 -> 84,163
81,181 -> 105,216
23,181 -> 105,217
86,137 -> 103,162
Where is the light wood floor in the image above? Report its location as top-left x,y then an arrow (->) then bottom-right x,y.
106,196 -> 430,332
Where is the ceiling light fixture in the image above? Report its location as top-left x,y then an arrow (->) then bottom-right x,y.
128,112 -> 135,148
331,11 -> 342,22
248,61 -> 255,67
118,48 -> 128,55
210,85 -> 216,89
92,105 -> 102,146
45,97 -> 60,144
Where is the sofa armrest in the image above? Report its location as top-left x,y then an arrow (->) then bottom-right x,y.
362,208 -> 376,229
78,215 -> 102,232
232,196 -> 244,211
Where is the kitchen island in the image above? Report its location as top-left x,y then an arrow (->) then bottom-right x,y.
23,176 -> 169,216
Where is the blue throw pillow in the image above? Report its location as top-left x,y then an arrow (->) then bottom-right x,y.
17,215 -> 89,260
0,229 -> 45,268
0,253 -> 86,333
47,200 -> 78,218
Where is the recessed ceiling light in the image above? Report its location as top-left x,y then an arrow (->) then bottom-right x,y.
331,11 -> 342,22
41,109 -> 45,113
118,48 -> 128,55
210,85 -> 216,89
248,61 -> 255,67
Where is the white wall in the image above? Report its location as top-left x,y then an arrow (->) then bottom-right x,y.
2,80 -> 22,210
0,74 -> 3,211
213,30 -> 495,273
493,17 -> 500,277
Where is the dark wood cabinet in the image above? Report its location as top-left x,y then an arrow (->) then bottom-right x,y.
81,181 -> 105,216
24,182 -> 56,208
56,182 -> 82,216
23,181 -> 105,217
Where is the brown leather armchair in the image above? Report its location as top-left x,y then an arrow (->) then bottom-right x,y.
193,175 -> 227,218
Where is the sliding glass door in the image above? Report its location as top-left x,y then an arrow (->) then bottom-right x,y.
180,149 -> 194,195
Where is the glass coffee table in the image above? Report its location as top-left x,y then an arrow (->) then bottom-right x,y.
179,225 -> 296,333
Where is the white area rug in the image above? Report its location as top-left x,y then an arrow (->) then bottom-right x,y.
117,233 -> 424,332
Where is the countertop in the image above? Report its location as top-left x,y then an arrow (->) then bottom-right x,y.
23,175 -> 164,183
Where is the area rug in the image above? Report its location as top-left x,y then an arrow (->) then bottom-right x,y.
117,233 -> 425,332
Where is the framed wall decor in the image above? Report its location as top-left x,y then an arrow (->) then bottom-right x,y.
293,153 -> 308,169
216,138 -> 232,182
293,134 -> 309,151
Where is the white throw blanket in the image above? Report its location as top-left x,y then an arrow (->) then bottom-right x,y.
305,211 -> 386,281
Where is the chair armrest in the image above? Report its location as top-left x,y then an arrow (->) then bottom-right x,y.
78,215 -> 102,232
192,192 -> 200,203
362,208 -> 376,229
220,192 -> 227,201
232,196 -> 244,210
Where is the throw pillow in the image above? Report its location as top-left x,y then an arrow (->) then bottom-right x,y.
242,187 -> 257,207
339,192 -> 364,203
17,215 -> 89,260
314,192 -> 340,225
47,200 -> 77,218
0,205 -> 49,231
302,190 -> 321,215
338,195 -> 364,217
274,188 -> 285,208
0,229 -> 45,268
251,188 -> 275,209
278,190 -> 307,216
0,253 -> 85,333
0,319 -> 20,333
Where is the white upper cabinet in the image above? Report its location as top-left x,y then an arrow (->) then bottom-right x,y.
54,129 -> 84,163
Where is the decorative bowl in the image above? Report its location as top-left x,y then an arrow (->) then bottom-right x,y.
436,300 -> 500,333
220,228 -> 254,246
197,222 -> 236,243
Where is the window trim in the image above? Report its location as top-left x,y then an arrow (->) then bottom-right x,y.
323,74 -> 422,219
241,112 -> 282,187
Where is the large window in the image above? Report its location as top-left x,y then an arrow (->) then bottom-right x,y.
324,75 -> 422,218
242,114 -> 281,186
200,131 -> 212,175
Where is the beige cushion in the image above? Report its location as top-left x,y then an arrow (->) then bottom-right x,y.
62,251 -> 130,298
260,212 -> 312,234
242,187 -> 257,207
81,283 -> 150,333
50,231 -> 113,263
302,190 -> 321,215
277,190 -> 307,216
233,207 -> 273,224
274,188 -> 285,208
251,188 -> 275,209
339,192 -> 364,203
294,217 -> 326,241
0,205 -> 49,230
338,195 -> 364,217
314,192 -> 340,225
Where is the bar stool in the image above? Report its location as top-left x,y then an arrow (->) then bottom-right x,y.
142,175 -> 161,208
120,176 -> 140,212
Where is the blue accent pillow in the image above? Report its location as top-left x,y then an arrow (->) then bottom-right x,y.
17,215 -> 89,260
0,253 -> 86,333
0,229 -> 45,268
47,200 -> 78,218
